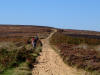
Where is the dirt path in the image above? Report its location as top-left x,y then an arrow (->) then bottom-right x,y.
32,29 -> 88,75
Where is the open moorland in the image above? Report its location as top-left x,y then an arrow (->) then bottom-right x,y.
50,29 -> 100,75
0,25 -> 53,75
0,25 -> 53,42
1,25 -> 100,75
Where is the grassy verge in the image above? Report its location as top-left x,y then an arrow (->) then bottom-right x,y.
2,62 -> 31,75
0,40 -> 42,75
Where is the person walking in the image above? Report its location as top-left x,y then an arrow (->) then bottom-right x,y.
31,35 -> 39,48
32,37 -> 35,48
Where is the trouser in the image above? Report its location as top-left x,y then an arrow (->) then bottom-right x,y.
32,42 -> 36,48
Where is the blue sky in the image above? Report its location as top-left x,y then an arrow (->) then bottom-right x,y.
0,0 -> 100,31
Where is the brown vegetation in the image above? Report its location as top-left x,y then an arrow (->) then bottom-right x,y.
0,25 -> 53,42
50,30 -> 100,74
0,25 -> 46,74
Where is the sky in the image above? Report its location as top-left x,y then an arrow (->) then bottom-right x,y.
0,0 -> 100,31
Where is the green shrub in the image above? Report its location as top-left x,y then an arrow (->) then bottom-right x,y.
0,38 -> 42,75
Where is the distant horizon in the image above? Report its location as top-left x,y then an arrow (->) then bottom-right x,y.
0,24 -> 100,32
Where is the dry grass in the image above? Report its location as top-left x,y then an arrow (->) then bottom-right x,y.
50,31 -> 100,74
50,32 -> 100,45
0,25 -> 53,39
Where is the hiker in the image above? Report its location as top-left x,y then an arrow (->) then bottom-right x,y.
31,37 -> 35,48
31,35 -> 39,48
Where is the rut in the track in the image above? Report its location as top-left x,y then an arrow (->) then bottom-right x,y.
32,29 -> 88,75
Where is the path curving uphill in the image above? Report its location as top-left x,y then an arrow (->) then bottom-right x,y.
32,29 -> 87,75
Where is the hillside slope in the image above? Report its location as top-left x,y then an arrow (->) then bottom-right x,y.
0,25 -> 52,38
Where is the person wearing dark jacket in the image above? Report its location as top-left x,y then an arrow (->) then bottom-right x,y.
32,35 -> 39,48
